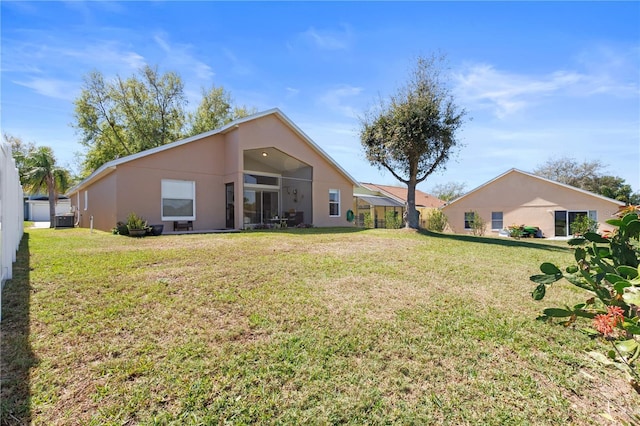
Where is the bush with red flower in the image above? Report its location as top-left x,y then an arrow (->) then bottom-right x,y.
530,212 -> 640,394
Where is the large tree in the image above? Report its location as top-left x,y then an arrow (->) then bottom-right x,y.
360,55 -> 466,228
3,133 -> 35,182
188,85 -> 256,136
21,146 -> 71,228
74,65 -> 186,174
534,157 -> 639,204
431,181 -> 467,202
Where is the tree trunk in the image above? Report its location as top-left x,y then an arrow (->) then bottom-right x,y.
48,177 -> 56,228
406,178 -> 420,229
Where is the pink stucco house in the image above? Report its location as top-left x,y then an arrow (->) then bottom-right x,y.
66,109 -> 358,232
442,168 -> 625,238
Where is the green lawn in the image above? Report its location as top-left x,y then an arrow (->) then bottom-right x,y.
2,227 -> 639,425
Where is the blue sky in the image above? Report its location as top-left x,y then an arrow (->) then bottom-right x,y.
2,1 -> 639,194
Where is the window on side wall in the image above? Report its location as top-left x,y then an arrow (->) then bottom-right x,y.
464,211 -> 474,229
491,211 -> 503,230
161,179 -> 196,220
84,191 -> 88,210
329,189 -> 340,217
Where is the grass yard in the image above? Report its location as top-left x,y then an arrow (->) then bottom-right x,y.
2,226 -> 640,425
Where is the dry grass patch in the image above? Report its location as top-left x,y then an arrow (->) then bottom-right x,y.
2,227 -> 639,425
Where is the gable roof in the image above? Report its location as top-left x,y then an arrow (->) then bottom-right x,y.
444,168 -> 626,207
360,183 -> 445,208
67,108 -> 357,195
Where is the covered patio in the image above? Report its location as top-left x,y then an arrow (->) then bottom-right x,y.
241,147 -> 312,228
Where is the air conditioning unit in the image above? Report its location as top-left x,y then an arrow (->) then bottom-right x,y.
55,215 -> 74,229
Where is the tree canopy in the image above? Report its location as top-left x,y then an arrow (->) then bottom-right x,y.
73,65 -> 253,176
188,86 -> 255,136
3,133 -> 35,183
360,55 -> 466,228
431,181 -> 467,202
534,157 -> 639,204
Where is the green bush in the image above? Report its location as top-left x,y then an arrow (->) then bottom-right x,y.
531,211 -> 640,394
363,212 -> 374,228
385,210 -> 403,229
126,212 -> 147,231
424,209 -> 448,232
467,211 -> 486,236
112,221 -> 129,235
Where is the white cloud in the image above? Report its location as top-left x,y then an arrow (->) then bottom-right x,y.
222,48 -> 252,76
299,24 -> 352,50
319,85 -> 364,119
286,87 -> 300,97
153,33 -> 214,81
454,64 -> 588,119
13,77 -> 79,101
454,48 -> 640,120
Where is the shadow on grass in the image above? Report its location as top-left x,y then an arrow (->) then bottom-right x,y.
418,229 -> 570,252
1,233 -> 35,425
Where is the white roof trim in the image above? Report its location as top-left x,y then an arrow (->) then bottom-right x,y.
444,168 -> 626,207
67,108 -> 357,195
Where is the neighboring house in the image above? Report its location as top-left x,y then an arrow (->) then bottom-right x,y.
442,168 -> 626,238
24,195 -> 71,221
66,109 -> 357,232
359,183 -> 444,228
353,185 -> 405,228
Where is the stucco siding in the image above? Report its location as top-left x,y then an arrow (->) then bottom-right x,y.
237,115 -> 354,227
74,172 -> 117,231
442,170 -> 623,237
118,148 -> 225,231
67,110 -> 356,232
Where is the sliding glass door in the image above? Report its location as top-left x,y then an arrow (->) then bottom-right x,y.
554,210 -> 596,237
243,190 -> 279,225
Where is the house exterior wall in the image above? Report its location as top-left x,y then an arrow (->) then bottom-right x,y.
442,171 -> 623,237
68,112 -> 355,232
72,172 -> 118,231
235,115 -> 354,227
113,134 -> 226,231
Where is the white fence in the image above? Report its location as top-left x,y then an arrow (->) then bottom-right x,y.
1,141 -> 25,319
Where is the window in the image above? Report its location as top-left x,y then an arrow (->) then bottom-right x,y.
491,212 -> 503,230
554,210 -> 597,237
243,173 -> 279,186
464,211 -> 474,229
329,189 -> 340,217
84,191 -> 88,210
162,179 -> 195,220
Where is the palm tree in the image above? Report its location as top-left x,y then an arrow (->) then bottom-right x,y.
22,146 -> 70,228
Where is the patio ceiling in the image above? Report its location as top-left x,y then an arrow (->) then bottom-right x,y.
244,148 -> 310,174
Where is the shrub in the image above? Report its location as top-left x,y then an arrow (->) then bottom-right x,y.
126,212 -> 147,231
508,224 -> 524,239
363,212 -> 374,229
385,210 -> 403,229
424,209 -> 448,232
467,211 -> 486,236
112,221 -> 129,236
530,212 -> 640,394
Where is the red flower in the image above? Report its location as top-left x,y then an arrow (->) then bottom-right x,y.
607,306 -> 625,326
593,314 -> 615,337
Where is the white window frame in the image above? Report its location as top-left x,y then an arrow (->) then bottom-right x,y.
329,189 -> 340,217
161,179 -> 196,221
84,190 -> 88,211
491,211 -> 503,230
